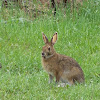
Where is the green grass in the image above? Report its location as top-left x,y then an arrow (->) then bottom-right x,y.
0,0 -> 100,99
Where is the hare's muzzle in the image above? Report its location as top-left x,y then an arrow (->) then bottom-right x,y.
42,52 -> 46,58
42,52 -> 45,57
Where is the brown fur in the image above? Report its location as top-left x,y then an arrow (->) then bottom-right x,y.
41,32 -> 84,85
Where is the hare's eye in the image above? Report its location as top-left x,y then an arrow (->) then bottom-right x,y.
48,47 -> 50,51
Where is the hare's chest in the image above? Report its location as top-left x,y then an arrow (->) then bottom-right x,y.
45,65 -> 55,76
43,64 -> 53,72
42,62 -> 55,74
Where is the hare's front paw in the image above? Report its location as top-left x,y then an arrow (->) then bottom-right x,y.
48,74 -> 54,84
57,83 -> 70,87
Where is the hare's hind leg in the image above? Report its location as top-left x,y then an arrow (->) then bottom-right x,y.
49,74 -> 54,84
68,78 -> 74,85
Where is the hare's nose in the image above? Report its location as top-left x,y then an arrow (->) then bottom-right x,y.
42,52 -> 45,56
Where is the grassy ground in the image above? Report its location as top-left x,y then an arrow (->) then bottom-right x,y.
0,0 -> 100,100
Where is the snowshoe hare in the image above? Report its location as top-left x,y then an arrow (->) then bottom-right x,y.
41,32 -> 84,85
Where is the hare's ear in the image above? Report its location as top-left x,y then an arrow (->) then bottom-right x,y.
51,32 -> 57,45
42,33 -> 48,44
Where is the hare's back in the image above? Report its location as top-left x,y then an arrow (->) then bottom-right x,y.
58,54 -> 82,71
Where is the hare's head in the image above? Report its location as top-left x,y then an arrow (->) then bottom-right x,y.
42,32 -> 57,59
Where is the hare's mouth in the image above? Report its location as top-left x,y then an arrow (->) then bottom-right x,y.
42,52 -> 54,59
42,55 -> 45,58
